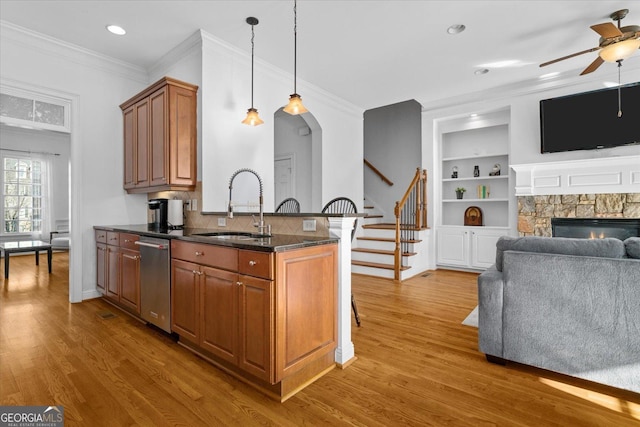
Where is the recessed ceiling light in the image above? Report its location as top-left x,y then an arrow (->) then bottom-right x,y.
447,24 -> 466,35
470,113 -> 478,118
106,24 -> 126,36
474,69 -> 489,75
603,81 -> 620,88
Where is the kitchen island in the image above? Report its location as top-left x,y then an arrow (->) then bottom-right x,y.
94,224 -> 339,401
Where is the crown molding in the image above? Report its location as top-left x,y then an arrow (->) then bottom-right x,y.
148,29 -> 203,78
0,20 -> 147,83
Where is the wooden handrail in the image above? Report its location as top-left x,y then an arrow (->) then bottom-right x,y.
364,159 -> 394,186
393,168 -> 428,282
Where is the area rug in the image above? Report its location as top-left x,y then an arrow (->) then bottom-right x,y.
462,306 -> 478,327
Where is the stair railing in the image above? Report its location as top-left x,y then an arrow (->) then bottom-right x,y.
393,168 -> 428,281
364,159 -> 394,186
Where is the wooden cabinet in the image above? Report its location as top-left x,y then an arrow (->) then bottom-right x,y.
95,229 -> 141,314
120,77 -> 198,194
171,240 -> 337,398
171,241 -> 274,382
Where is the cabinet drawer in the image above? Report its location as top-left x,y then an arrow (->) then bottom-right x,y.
95,229 -> 107,243
172,240 -> 238,271
239,250 -> 273,280
106,232 -> 120,246
120,233 -> 140,251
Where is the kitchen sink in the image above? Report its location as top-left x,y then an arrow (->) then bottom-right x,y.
193,231 -> 271,241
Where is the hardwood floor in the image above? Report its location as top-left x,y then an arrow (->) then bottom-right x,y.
1,253 -> 638,426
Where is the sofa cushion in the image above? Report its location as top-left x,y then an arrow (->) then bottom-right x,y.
625,237 -> 640,259
495,235 -> 626,272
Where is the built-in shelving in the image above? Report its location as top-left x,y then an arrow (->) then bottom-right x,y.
436,109 -> 513,270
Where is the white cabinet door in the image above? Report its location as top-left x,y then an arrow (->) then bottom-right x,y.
436,227 -> 469,267
437,226 -> 508,270
470,229 -> 504,269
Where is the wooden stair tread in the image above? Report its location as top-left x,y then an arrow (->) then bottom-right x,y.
352,248 -> 416,257
364,214 -> 383,219
357,237 -> 422,244
363,205 -> 374,209
352,260 -> 411,271
362,223 -> 430,230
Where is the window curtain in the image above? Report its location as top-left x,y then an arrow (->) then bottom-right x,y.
31,153 -> 52,241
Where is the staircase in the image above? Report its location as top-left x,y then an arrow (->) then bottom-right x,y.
351,168 -> 430,281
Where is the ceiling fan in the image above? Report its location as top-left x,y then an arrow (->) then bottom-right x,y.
540,9 -> 640,75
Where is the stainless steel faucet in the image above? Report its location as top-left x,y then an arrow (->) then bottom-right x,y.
228,168 -> 271,236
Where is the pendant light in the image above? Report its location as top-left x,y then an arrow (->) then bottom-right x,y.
242,17 -> 264,126
283,0 -> 308,115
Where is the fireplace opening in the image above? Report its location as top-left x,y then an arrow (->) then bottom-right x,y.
551,218 -> 640,240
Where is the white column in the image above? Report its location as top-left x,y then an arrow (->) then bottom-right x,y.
328,216 -> 356,366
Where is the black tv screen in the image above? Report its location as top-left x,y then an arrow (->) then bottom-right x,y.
540,82 -> 640,153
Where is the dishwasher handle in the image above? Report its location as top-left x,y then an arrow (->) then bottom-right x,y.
134,241 -> 168,250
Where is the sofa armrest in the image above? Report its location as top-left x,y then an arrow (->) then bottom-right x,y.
477,264 -> 504,357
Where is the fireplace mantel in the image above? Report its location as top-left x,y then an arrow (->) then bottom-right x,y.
511,155 -> 640,196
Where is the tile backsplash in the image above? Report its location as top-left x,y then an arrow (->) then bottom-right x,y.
148,182 -> 331,237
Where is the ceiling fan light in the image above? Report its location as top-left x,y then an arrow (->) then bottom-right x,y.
241,108 -> 264,126
283,93 -> 308,115
599,38 -> 640,62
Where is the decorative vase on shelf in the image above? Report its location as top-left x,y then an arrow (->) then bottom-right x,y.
473,165 -> 480,177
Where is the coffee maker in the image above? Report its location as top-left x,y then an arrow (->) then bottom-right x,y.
148,198 -> 168,230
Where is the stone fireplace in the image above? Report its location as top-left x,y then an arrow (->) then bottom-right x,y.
517,193 -> 640,237
512,155 -> 640,237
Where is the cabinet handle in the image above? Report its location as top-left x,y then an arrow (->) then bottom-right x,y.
236,281 -> 243,286
195,251 -> 204,256
124,239 -> 131,243
192,270 -> 202,275
249,260 -> 257,266
97,247 -> 105,251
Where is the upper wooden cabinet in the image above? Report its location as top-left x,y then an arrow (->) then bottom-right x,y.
120,77 -> 198,193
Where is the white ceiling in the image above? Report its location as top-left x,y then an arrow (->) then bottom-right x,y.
1,1 -> 639,110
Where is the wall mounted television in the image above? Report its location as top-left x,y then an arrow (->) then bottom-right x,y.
540,82 -> 640,153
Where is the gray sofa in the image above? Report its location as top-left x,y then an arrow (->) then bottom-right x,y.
477,235 -> 640,393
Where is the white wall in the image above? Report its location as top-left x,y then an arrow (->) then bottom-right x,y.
1,22 -> 149,301
199,31 -> 364,214
274,111 -> 312,211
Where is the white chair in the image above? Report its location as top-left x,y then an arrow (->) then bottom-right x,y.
50,219 -> 70,251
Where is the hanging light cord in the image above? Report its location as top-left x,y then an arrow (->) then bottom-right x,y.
293,0 -> 298,94
617,59 -> 623,118
250,23 -> 255,108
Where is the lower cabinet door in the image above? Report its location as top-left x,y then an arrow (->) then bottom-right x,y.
200,267 -> 239,364
106,245 -> 120,299
120,248 -> 141,313
238,275 -> 273,382
96,243 -> 107,294
436,227 -> 469,267
171,259 -> 199,341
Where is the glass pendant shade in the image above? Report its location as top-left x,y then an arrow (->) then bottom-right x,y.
242,108 -> 264,126
599,38 -> 640,62
283,93 -> 308,115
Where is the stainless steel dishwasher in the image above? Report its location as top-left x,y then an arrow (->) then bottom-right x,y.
135,236 -> 171,333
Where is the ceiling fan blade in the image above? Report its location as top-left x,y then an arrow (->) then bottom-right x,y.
580,56 -> 604,75
591,22 -> 623,38
540,47 -> 600,67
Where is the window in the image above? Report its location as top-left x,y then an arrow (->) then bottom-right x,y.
2,157 -> 43,234
0,85 -> 71,133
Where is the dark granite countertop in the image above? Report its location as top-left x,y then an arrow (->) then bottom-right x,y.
94,224 -> 338,252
